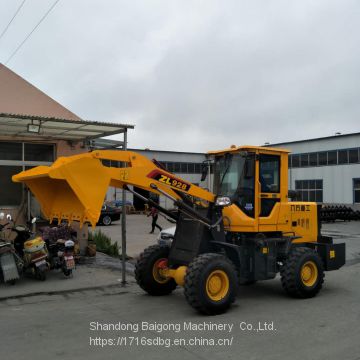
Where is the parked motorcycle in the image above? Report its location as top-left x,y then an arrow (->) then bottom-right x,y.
0,213 -> 22,284
22,236 -> 50,281
48,238 -> 75,277
11,217 -> 50,281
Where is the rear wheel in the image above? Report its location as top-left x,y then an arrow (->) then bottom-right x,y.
135,245 -> 177,296
280,247 -> 324,298
63,269 -> 72,277
36,269 -> 46,281
184,253 -> 237,315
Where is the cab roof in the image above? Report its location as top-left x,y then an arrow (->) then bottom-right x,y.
207,145 -> 290,155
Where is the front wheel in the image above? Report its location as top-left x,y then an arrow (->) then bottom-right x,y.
184,253 -> 238,315
280,247 -> 324,298
135,245 -> 177,296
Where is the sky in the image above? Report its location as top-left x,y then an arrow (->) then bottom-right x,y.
0,0 -> 359,152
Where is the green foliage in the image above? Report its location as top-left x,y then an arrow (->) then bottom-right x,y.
88,229 -> 119,257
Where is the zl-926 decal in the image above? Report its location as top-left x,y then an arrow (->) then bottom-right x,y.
147,170 -> 191,191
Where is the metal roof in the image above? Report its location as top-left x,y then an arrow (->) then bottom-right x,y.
91,138 -> 206,154
0,113 -> 134,141
207,145 -> 290,155
268,131 -> 360,147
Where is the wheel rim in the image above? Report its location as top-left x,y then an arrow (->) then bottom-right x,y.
301,261 -> 318,287
206,270 -> 229,301
152,258 -> 169,284
103,216 -> 111,225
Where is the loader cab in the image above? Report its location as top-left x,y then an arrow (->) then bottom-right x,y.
214,151 -> 256,217
211,146 -> 289,221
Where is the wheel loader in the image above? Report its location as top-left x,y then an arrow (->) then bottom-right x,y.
13,145 -> 345,315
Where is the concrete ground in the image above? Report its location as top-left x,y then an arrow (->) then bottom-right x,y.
0,257 -> 123,300
0,217 -> 359,360
96,214 -> 173,258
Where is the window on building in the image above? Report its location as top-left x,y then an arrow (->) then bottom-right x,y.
309,152 -> 318,166
0,141 -> 55,207
327,151 -> 337,165
318,152 -> 327,166
349,148 -> 359,164
290,146 -> 360,169
295,179 -> 323,203
180,163 -> 188,173
292,154 -> 300,168
0,166 -> 23,206
354,179 -> 360,203
24,143 -> 55,162
338,150 -> 348,164
165,162 -> 173,172
0,142 -> 22,160
173,162 -> 180,172
194,163 -> 202,173
288,155 -> 292,168
315,179 -> 322,189
156,162 -> 204,174
300,153 -> 309,167
187,163 -> 195,174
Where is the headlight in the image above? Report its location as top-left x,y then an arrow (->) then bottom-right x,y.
215,196 -> 231,207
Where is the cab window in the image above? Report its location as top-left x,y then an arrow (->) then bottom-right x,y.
259,155 -> 280,193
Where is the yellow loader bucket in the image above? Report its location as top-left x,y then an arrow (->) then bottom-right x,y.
13,154 -> 112,227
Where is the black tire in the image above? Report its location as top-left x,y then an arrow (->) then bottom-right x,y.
184,253 -> 238,315
280,247 -> 324,298
36,270 -> 46,281
63,269 -> 72,277
135,245 -> 177,296
102,215 -> 112,226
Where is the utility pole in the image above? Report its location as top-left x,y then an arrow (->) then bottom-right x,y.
121,128 -> 127,285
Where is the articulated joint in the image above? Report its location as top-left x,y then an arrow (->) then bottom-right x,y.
159,266 -> 187,286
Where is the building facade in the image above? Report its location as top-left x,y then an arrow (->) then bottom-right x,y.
270,133 -> 360,205
0,64 -> 131,222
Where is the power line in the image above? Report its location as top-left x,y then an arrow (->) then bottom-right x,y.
0,0 -> 27,42
5,0 -> 60,65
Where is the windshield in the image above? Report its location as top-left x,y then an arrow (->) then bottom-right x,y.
214,153 -> 247,196
214,152 -> 255,217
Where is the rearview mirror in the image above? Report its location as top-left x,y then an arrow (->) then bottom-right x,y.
0,212 -> 4,220
31,217 -> 37,224
200,163 -> 209,182
6,214 -> 12,221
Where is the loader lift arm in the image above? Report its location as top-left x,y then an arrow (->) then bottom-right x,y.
13,150 -> 215,227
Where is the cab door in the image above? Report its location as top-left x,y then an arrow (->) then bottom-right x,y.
257,154 -> 281,230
